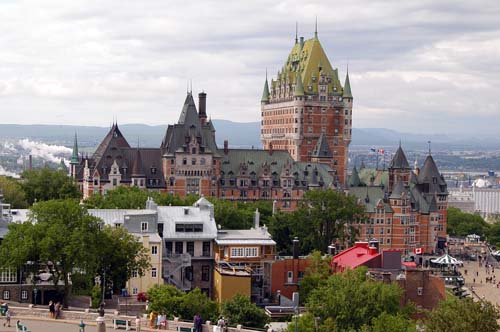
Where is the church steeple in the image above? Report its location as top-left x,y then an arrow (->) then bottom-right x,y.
70,133 -> 79,165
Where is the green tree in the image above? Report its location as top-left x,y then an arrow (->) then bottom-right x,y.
446,207 -> 489,237
269,190 -> 365,254
0,200 -> 102,306
21,169 -> 81,205
84,186 -> 198,209
301,267 -> 408,332
425,298 -> 499,332
0,176 -> 28,208
209,198 -> 273,230
147,285 -> 219,321
180,288 -> 219,322
486,220 -> 500,247
298,251 -> 331,304
366,313 -> 417,332
221,294 -> 269,329
96,225 -> 151,294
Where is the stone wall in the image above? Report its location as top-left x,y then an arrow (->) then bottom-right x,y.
9,305 -> 267,332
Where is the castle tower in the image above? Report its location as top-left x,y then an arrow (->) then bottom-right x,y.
388,144 -> 411,192
260,28 -> 352,186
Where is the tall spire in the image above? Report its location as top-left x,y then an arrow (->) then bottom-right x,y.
343,66 -> 352,98
70,132 -> 79,165
295,22 -> 298,44
261,70 -> 270,103
314,16 -> 318,39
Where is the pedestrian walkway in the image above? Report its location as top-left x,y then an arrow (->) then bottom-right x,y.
459,260 -> 500,304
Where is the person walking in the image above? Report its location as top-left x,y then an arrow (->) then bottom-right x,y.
193,313 -> 203,332
3,309 -> 11,327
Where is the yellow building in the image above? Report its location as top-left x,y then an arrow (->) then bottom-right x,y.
213,264 -> 251,303
127,233 -> 163,296
213,216 -> 276,304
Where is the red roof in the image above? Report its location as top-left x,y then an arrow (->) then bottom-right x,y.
402,261 -> 417,268
331,242 -> 381,272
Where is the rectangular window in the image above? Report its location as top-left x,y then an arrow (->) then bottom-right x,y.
141,222 -> 148,232
151,246 -> 158,255
230,247 -> 258,258
133,288 -> 138,295
165,241 -> 173,255
3,291 -> 9,300
21,290 -> 28,300
185,266 -> 193,281
202,265 -> 210,281
175,242 -> 183,254
202,241 -> 211,257
187,242 -> 194,256
132,270 -> 138,278
151,268 -> 157,278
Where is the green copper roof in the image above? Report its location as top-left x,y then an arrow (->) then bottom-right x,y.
294,72 -> 304,96
70,133 -> 79,164
261,78 -> 270,103
343,71 -> 352,98
272,36 -> 343,95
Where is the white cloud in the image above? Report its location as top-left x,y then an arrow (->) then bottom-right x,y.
0,0 -> 499,135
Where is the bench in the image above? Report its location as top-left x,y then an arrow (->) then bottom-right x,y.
16,322 -> 30,332
113,318 -> 131,331
178,327 -> 193,332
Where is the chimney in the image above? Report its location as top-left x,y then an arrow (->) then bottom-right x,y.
198,92 -> 207,124
328,243 -> 336,256
269,142 -> 273,155
254,208 -> 260,229
292,237 -> 299,259
299,36 -> 304,49
28,155 -> 33,170
223,140 -> 229,155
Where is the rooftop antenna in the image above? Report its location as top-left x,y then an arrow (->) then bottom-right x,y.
190,79 -> 193,94
295,22 -> 298,44
428,140 -> 432,155
399,139 -> 401,148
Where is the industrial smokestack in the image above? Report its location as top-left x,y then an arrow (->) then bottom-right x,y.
223,140 -> 229,155
254,208 -> 260,229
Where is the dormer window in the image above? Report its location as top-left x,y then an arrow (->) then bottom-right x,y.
192,147 -> 197,154
151,167 -> 157,175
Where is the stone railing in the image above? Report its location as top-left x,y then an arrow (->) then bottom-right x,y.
9,305 -> 270,332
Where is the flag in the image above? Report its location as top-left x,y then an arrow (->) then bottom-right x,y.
377,149 -> 385,155
370,147 -> 376,152
414,248 -> 423,255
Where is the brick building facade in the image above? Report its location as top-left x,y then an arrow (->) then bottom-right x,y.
349,146 -> 448,255
260,30 -> 352,186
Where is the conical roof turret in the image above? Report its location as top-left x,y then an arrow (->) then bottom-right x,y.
70,133 -> 79,165
261,76 -> 270,103
389,145 -> 411,170
343,69 -> 352,98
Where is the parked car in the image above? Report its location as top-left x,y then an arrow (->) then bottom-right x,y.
137,292 -> 148,302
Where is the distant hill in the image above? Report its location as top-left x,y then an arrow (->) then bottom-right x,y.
0,122 -> 498,151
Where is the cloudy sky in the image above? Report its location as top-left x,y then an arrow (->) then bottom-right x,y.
0,0 -> 499,136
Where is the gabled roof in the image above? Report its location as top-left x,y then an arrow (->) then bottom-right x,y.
312,132 -> 332,158
389,146 -> 410,170
131,148 -> 146,177
349,167 -> 363,187
389,181 -> 406,199
93,123 -> 131,163
418,155 -> 447,194
331,242 -> 381,272
178,93 -> 200,126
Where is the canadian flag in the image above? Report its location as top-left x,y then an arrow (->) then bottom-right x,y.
414,248 -> 423,255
